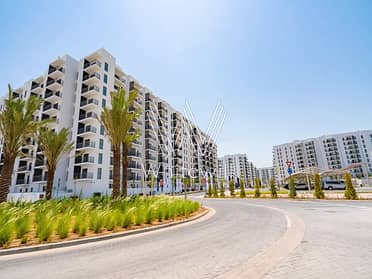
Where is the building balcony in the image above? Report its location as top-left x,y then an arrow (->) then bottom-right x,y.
48,66 -> 65,79
84,60 -> 102,72
76,141 -> 96,150
80,98 -> 99,110
43,103 -> 59,116
81,85 -> 100,98
74,156 -> 95,165
45,90 -> 62,103
31,82 -> 43,93
33,175 -> 47,182
46,78 -> 63,91
74,172 -> 94,180
78,111 -> 98,125
82,72 -> 100,85
77,125 -> 97,136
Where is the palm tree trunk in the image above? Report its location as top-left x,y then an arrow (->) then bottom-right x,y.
45,168 -> 55,200
112,146 -> 121,199
121,143 -> 128,197
0,155 -> 15,203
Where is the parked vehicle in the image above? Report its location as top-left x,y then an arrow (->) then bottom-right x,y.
283,183 -> 310,190
322,180 -> 345,190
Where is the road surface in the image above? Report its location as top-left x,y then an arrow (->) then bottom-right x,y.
1,196 -> 372,279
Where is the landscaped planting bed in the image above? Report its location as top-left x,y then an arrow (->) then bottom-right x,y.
0,196 -> 202,249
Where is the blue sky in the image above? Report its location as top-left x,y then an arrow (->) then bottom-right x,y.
1,0 -> 372,167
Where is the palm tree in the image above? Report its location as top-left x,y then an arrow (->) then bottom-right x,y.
120,89 -> 140,198
100,89 -> 127,199
37,128 -> 74,200
0,85 -> 44,203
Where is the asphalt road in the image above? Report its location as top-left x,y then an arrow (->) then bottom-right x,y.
1,196 -> 372,279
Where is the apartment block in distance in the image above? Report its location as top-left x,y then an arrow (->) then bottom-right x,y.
0,48 -> 218,201
273,130 -> 372,182
256,167 -> 275,186
218,153 -> 256,186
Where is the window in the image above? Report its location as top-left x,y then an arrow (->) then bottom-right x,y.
98,153 -> 103,164
104,74 -> 108,84
97,168 -> 102,179
103,86 -> 107,96
102,98 -> 106,108
99,139 -> 104,149
100,125 -> 104,135
104,62 -> 109,72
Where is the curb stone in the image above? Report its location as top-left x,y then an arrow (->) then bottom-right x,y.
0,207 -> 209,256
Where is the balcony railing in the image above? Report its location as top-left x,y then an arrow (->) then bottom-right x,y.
74,172 -> 94,179
81,85 -> 100,94
77,126 -> 97,134
46,78 -> 63,87
79,111 -> 98,121
43,103 -> 59,111
75,156 -> 95,164
83,72 -> 100,81
84,60 -> 102,69
81,98 -> 99,107
45,91 -> 62,99
76,141 -> 96,149
33,175 -> 46,182
48,67 -> 65,75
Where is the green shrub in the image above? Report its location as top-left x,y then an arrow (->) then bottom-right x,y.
134,207 -> 145,226
344,173 -> 358,200
254,178 -> 261,198
89,211 -> 105,233
15,212 -> 31,243
104,210 -> 117,231
239,178 -> 246,198
219,179 -> 226,197
288,176 -> 297,199
73,214 -> 88,236
269,178 -> 278,199
313,173 -> 324,199
229,179 -> 235,196
0,217 -> 14,247
36,213 -> 55,242
56,214 -> 71,239
207,183 -> 212,197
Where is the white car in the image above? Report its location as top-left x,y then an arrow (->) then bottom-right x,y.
323,180 -> 345,190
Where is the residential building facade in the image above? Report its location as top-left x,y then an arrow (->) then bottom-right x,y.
218,153 -> 256,186
256,167 -> 275,186
1,49 -> 218,200
273,130 -> 372,182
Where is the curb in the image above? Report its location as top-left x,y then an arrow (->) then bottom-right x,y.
0,207 -> 210,257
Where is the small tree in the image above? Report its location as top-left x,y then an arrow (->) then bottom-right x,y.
344,173 -> 357,200
37,128 -> 74,200
239,177 -> 246,198
288,176 -> 296,198
219,178 -> 225,197
229,179 -> 235,196
313,173 -> 324,199
149,173 -> 156,196
269,178 -> 277,198
254,178 -> 261,198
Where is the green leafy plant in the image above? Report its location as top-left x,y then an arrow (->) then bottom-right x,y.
313,173 -> 324,199
239,178 -> 246,198
254,178 -> 261,198
344,173 -> 357,200
288,176 -> 296,199
269,178 -> 278,199
229,179 -> 235,196
56,214 -> 71,239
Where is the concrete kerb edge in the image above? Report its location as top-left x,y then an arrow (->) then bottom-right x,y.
0,207 -> 211,257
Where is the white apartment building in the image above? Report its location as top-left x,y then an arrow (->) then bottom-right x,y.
256,167 -> 275,186
218,154 -> 256,186
273,130 -> 372,182
1,48 -> 217,200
